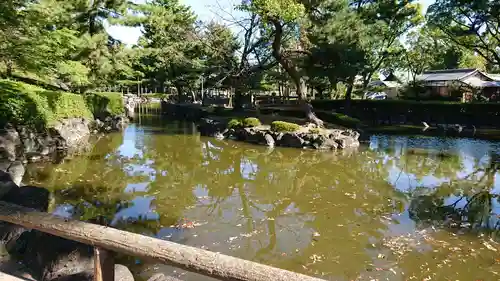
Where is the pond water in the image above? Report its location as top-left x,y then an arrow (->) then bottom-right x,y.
23,115 -> 500,281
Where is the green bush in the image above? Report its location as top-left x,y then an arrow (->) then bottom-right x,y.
227,119 -> 242,129
309,128 -> 320,134
242,117 -> 261,127
0,79 -> 92,129
270,121 -> 301,132
85,92 -> 124,118
318,112 -> 362,128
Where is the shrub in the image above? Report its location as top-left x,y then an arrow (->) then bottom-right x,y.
0,79 -> 92,129
242,117 -> 261,127
85,92 -> 124,118
227,119 -> 242,129
270,121 -> 301,132
309,128 -> 320,134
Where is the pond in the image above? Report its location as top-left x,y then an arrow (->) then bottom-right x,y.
23,115 -> 500,281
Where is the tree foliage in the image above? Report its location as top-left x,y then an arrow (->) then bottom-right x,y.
427,0 -> 500,67
1,0 -> 498,99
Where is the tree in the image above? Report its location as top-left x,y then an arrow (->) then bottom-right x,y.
121,0 -> 204,95
0,0 -> 136,92
307,1 -> 368,104
403,28 -> 441,82
351,0 -> 423,87
239,0 -> 327,125
209,4 -> 278,109
200,22 -> 240,90
402,24 -> 489,83
427,0 -> 500,68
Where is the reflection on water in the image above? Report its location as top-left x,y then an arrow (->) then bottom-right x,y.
23,116 -> 500,281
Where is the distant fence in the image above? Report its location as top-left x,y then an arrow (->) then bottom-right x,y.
254,96 -> 299,107
0,201 -> 324,281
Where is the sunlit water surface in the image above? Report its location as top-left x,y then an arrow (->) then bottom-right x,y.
24,115 -> 500,281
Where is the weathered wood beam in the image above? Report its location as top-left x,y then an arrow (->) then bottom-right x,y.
0,201 -> 326,281
0,272 -> 34,281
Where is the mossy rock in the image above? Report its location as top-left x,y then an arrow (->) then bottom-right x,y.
270,121 -> 301,132
227,119 -> 242,129
242,117 -> 261,128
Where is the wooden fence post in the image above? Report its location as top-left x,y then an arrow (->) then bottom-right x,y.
94,247 -> 115,281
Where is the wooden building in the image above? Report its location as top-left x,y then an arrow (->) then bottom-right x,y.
416,68 -> 500,101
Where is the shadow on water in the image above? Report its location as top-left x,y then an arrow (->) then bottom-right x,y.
22,115 -> 500,281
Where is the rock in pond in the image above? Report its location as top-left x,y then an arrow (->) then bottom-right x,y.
0,185 -> 50,254
15,231 -> 94,281
0,125 -> 22,161
276,133 -> 305,148
197,118 -> 360,151
48,264 -> 134,281
197,118 -> 226,138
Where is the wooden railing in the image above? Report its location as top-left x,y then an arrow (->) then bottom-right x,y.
0,201 -> 325,281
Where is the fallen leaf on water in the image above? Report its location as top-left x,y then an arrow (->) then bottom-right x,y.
313,232 -> 321,237
483,242 -> 497,252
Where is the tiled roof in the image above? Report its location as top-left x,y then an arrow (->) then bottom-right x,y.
416,68 -> 478,82
486,74 -> 500,81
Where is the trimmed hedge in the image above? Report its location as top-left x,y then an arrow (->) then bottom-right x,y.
271,121 -> 301,132
227,118 -> 242,129
0,79 -> 92,129
258,106 -> 362,128
242,117 -> 261,127
310,99 -> 500,127
84,92 -> 124,118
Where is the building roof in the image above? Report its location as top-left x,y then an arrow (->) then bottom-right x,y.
416,68 -> 483,82
486,74 -> 500,81
368,80 -> 401,88
383,72 -> 402,83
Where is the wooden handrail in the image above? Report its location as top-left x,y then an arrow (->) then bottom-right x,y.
0,201 -> 325,281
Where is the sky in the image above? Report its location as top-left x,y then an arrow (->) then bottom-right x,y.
106,0 -> 436,45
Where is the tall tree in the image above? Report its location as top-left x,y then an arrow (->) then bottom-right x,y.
240,0 -> 327,125
307,0 -> 367,103
427,0 -> 500,67
122,0 -> 203,94
200,22 -> 240,90
351,0 -> 423,87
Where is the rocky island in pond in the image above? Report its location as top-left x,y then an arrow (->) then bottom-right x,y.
197,117 -> 360,150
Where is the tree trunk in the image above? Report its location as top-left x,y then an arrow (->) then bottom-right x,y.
190,91 -> 197,103
269,19 -> 323,127
6,61 -> 13,78
345,77 -> 355,113
233,88 -> 244,111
